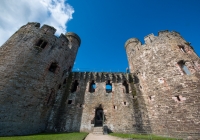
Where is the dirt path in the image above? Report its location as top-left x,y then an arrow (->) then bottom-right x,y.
84,133 -> 126,140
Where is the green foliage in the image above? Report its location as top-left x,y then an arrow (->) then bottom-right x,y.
109,133 -> 182,140
0,132 -> 88,140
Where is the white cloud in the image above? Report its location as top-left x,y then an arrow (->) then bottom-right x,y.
0,0 -> 74,46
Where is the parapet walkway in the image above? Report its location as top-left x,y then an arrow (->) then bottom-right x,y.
84,133 -> 128,140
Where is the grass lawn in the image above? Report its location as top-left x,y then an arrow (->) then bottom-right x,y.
0,132 -> 88,140
109,133 -> 182,140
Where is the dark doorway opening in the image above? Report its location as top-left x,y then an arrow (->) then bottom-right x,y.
95,107 -> 104,127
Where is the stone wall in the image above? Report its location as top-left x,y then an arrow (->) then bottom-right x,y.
125,30 -> 200,139
0,22 -> 80,136
48,72 -> 152,134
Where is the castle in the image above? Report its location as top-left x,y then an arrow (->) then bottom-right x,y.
0,22 -> 199,139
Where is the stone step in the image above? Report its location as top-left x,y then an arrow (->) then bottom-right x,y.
93,131 -> 103,135
93,127 -> 103,135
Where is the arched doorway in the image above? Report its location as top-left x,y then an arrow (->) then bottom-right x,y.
95,107 -> 104,126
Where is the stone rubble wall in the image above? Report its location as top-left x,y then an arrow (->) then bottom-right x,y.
0,22 -> 80,136
125,30 -> 200,139
50,72 -> 151,134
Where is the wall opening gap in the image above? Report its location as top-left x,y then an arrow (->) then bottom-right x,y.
71,80 -> 79,93
122,81 -> 129,93
63,79 -> 66,84
68,100 -> 72,104
49,62 -> 58,73
106,80 -> 112,93
89,80 -> 96,93
178,60 -> 191,75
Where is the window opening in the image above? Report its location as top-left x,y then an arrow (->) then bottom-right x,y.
68,100 -> 72,104
35,23 -> 40,27
41,41 -> 47,49
89,80 -> 96,93
49,62 -> 58,73
80,104 -> 82,108
36,39 -> 43,46
36,39 -> 47,49
178,45 -> 186,53
106,80 -> 112,93
178,60 -> 191,75
63,79 -> 66,84
114,105 -> 117,110
175,96 -> 181,101
122,81 -> 129,93
71,80 -> 79,93
124,102 -> 126,105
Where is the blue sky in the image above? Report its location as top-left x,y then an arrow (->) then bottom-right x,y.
67,0 -> 200,72
0,0 -> 199,73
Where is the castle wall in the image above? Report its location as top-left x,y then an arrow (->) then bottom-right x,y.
0,22 -> 80,136
125,31 -> 200,139
48,72 -> 152,134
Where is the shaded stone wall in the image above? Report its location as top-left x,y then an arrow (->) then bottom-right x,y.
50,72 -> 151,134
0,22 -> 80,136
125,30 -> 200,139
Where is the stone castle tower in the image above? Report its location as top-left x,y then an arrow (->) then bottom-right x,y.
0,22 -> 81,135
125,31 -> 200,138
0,23 -> 199,139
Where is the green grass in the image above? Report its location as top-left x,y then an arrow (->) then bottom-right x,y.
109,133 -> 182,140
0,132 -> 88,140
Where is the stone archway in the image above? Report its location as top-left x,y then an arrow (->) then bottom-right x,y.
95,107 -> 104,127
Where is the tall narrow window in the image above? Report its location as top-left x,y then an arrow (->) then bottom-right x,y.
106,80 -> 112,93
63,79 -> 66,84
49,62 -> 58,73
122,81 -> 129,93
178,60 -> 191,75
178,45 -> 186,53
89,80 -> 96,93
36,39 -> 48,49
71,80 -> 79,93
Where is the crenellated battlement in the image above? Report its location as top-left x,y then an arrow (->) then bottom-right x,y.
71,72 -> 134,83
144,33 -> 156,44
40,24 -> 56,34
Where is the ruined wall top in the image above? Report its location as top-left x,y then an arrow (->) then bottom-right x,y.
66,32 -> 81,46
71,72 -> 135,83
18,22 -> 81,45
125,30 -> 184,49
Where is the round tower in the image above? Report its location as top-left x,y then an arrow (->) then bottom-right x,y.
0,22 -> 81,136
124,38 -> 142,73
124,30 -> 200,139
65,32 -> 81,71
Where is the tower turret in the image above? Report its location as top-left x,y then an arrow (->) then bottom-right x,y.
124,30 -> 200,139
0,22 -> 81,136
125,38 -> 142,73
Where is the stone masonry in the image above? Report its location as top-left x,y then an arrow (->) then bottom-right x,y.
125,31 -> 200,139
0,23 -> 199,140
0,22 -> 80,135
